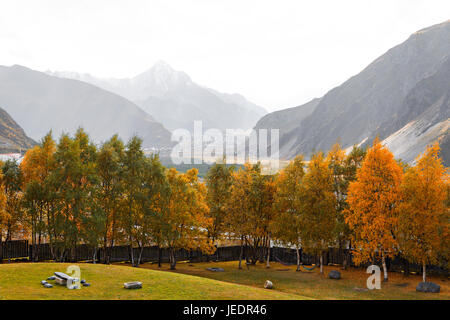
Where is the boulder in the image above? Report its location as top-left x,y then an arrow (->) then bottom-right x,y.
264,280 -> 273,289
43,283 -> 53,288
83,283 -> 91,287
47,276 -> 56,281
41,280 -> 48,285
416,282 -> 440,293
80,279 -> 86,284
206,267 -> 225,272
124,281 -> 142,289
328,270 -> 341,279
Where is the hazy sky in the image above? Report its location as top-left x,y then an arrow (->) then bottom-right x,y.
1,0 -> 449,111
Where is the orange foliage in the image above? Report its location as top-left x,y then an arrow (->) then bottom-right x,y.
345,138 -> 403,265
398,142 -> 449,279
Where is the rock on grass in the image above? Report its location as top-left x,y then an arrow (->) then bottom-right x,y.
328,270 -> 341,279
416,282 -> 440,293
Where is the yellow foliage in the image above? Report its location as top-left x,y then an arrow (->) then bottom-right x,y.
398,142 -> 449,268
345,138 -> 403,265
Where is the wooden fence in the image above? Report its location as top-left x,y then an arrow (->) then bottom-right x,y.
0,240 -> 29,261
1,240 -> 448,276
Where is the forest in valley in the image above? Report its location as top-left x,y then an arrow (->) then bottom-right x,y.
0,128 -> 448,283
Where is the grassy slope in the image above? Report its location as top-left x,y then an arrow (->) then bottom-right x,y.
0,263 -> 304,300
138,261 -> 450,300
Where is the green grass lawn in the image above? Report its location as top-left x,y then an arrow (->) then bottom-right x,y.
137,261 -> 450,300
0,262 -> 304,300
1,261 -> 448,300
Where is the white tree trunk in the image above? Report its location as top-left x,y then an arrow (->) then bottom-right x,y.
320,254 -> 323,274
382,254 -> 388,282
422,262 -> 426,282
296,247 -> 301,271
238,236 -> 244,270
266,237 -> 271,268
93,248 -> 97,264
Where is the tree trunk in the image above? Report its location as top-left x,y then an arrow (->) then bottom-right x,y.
345,239 -> 352,270
158,246 -> 162,268
296,247 -> 301,272
102,234 -> 108,264
6,230 -> 11,263
0,233 -> 3,263
266,237 -> 271,268
93,247 -> 97,264
320,254 -> 323,274
47,204 -> 56,261
108,217 -> 116,265
238,236 -> 244,270
342,254 -> 347,270
245,238 -> 249,263
381,254 -> 388,282
36,230 -> 42,262
136,246 -> 144,267
422,262 -> 426,283
129,235 -> 135,267
169,248 -> 176,270
31,224 -> 36,262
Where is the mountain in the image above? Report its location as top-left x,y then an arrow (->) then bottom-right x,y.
255,20 -> 450,165
49,61 -> 267,132
380,56 -> 450,166
0,106 -> 35,153
0,65 -> 172,148
254,98 -> 321,157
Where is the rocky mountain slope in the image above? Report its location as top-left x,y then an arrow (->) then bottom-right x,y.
0,106 -> 35,153
0,65 -> 172,148
255,20 -> 450,165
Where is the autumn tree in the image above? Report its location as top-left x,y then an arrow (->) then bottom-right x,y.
21,132 -> 56,261
142,154 -> 170,267
120,136 -> 148,267
50,129 -> 98,261
133,154 -> 169,267
161,168 -> 214,270
272,155 -> 306,271
301,152 -> 337,274
327,144 -> 367,268
95,135 -> 125,263
345,139 -> 403,281
397,143 -> 449,282
205,161 -> 234,246
0,168 -> 7,261
226,163 -> 276,268
1,160 -> 25,240
225,165 -> 252,269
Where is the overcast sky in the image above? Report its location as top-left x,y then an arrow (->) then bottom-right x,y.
0,0 -> 449,111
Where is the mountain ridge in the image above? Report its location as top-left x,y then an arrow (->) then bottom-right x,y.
254,20 -> 450,165
0,65 -> 172,148
48,61 -> 267,132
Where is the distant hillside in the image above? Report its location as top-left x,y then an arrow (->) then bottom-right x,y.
254,98 -> 321,157
0,106 -> 35,153
49,61 -> 267,132
0,65 -> 172,148
255,20 -> 450,164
